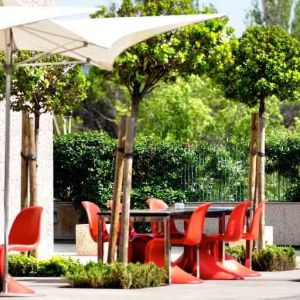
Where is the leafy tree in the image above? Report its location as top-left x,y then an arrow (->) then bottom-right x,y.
137,75 -> 287,144
247,0 -> 296,35
91,0 -> 234,119
75,67 -> 130,138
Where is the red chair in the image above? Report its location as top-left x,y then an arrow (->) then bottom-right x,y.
198,200 -> 251,279
146,198 -> 184,237
145,203 -> 211,283
82,201 -> 109,243
0,206 -> 43,294
223,201 -> 266,277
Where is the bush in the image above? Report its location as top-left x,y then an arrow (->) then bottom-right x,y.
226,245 -> 296,271
8,254 -> 81,277
65,262 -> 166,289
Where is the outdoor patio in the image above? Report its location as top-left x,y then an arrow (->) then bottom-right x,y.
8,243 -> 300,300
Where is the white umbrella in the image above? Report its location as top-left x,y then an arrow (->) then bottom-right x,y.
0,6 -> 224,294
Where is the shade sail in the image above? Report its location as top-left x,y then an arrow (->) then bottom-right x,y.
0,8 -> 224,69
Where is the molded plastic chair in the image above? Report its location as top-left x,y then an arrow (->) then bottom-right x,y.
146,198 -> 183,237
0,206 -> 43,294
198,200 -> 251,280
82,201 -> 109,243
223,201 -> 266,277
145,203 -> 211,282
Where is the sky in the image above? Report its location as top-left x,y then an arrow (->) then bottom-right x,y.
56,0 -> 254,36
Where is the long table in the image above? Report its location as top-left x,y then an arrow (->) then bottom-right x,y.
97,206 -> 251,284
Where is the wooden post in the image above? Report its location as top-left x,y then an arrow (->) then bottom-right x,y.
20,112 -> 29,209
248,113 -> 258,204
107,117 -> 126,263
257,114 -> 265,249
118,117 -> 135,263
53,114 -> 61,135
28,113 -> 38,206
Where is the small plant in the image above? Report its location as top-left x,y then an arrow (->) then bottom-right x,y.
8,254 -> 81,277
226,245 -> 296,271
66,262 -> 166,289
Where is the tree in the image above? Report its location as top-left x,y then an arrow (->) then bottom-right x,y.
0,51 -> 87,206
247,0 -> 296,35
92,0 -> 234,119
215,25 -> 300,247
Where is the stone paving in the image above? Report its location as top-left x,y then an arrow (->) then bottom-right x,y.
3,243 -> 300,300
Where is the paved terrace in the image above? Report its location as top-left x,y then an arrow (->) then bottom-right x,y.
4,243 -> 300,300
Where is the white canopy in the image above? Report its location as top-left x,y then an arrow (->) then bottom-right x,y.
0,7 -> 224,69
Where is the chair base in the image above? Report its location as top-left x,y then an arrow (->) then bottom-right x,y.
222,254 -> 261,277
0,275 -> 34,295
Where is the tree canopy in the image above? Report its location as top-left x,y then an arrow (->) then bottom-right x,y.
215,25 -> 300,114
91,0 -> 235,118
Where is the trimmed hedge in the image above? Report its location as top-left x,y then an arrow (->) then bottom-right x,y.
65,261 -> 166,289
54,131 -> 300,211
226,245 -> 296,271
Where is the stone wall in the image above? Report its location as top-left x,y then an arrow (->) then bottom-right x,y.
0,101 -> 54,258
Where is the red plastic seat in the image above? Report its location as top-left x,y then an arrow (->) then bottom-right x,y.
0,206 -> 43,294
198,200 -> 251,280
145,203 -> 211,282
146,198 -> 183,236
202,200 -> 251,247
242,201 -> 265,240
222,201 -> 266,277
82,201 -> 109,243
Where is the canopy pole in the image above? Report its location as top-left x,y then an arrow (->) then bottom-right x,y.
2,28 -> 13,294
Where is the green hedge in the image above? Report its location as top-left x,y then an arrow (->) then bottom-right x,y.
226,245 -> 296,271
54,131 -> 300,210
66,261 -> 166,289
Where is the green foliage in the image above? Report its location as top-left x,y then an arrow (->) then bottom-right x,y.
66,261 -> 166,289
226,245 -> 296,271
0,52 -> 87,116
8,254 -> 81,277
252,245 -> 296,271
91,0 -> 235,118
54,131 -> 300,205
217,25 -> 300,108
53,131 -> 115,210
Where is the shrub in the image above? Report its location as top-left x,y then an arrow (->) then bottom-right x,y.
226,245 -> 296,271
65,262 -> 166,289
8,254 -> 81,277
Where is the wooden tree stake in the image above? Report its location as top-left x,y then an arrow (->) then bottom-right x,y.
107,117 -> 126,263
257,114 -> 265,249
20,112 -> 29,209
28,113 -> 38,206
118,117 -> 135,264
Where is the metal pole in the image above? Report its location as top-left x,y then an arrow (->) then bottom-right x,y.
2,28 -> 12,294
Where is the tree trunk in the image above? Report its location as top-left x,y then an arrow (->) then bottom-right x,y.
53,114 -> 61,135
131,93 -> 140,119
257,99 -> 266,249
107,117 -> 126,263
248,113 -> 258,204
118,117 -> 135,264
28,113 -> 38,206
20,112 -> 29,209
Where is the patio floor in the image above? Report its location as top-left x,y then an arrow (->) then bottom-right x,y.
4,243 -> 300,300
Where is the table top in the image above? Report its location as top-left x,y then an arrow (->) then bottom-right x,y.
98,206 -> 236,218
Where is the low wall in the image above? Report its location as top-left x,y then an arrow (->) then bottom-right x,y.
55,202 -> 300,246
201,202 -> 300,246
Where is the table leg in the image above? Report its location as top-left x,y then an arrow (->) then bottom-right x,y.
245,213 -> 252,268
97,216 -> 104,262
218,213 -> 226,262
164,216 -> 171,284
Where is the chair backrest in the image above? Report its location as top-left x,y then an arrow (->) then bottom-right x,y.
146,198 -> 178,234
224,200 -> 251,241
107,199 -> 122,213
185,203 -> 211,244
244,201 -> 266,240
82,201 -> 107,243
9,206 -> 43,249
